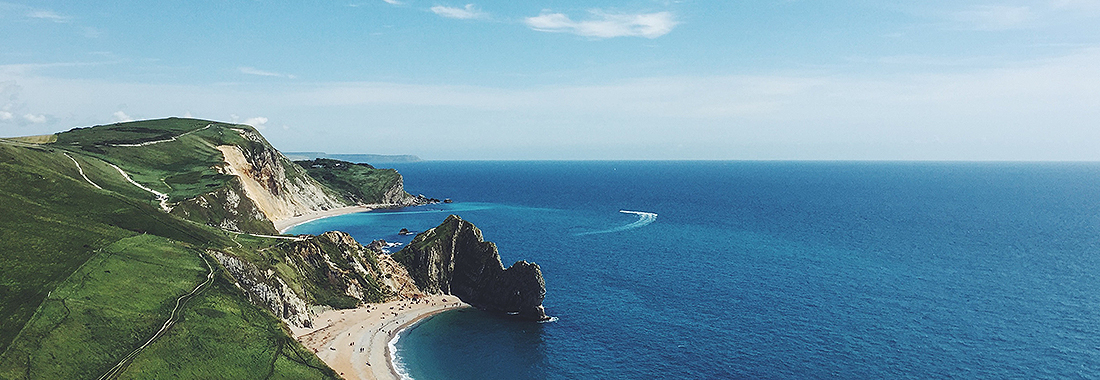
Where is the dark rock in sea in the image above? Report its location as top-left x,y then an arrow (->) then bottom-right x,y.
365,239 -> 388,252
443,198 -> 453,203
399,228 -> 413,235
393,215 -> 549,321
413,194 -> 442,204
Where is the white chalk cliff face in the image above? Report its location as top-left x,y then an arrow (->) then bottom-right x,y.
215,128 -> 346,223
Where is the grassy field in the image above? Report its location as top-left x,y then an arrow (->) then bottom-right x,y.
52,118 -> 244,202
118,274 -> 337,379
2,135 -> 57,144
0,126 -> 345,378
0,235 -> 209,379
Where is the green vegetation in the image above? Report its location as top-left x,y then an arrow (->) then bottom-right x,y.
53,118 -> 248,202
0,141 -> 228,354
2,135 -> 57,144
0,235 -> 208,379
295,158 -> 404,204
225,232 -> 392,308
394,215 -> 459,261
118,275 -> 336,380
0,119 -> 361,379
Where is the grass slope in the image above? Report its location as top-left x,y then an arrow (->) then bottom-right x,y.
0,128 -> 340,378
0,141 -> 225,353
0,235 -> 208,379
295,158 -> 404,204
53,118 -> 245,202
118,272 -> 336,380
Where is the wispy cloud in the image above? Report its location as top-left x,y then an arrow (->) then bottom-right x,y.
230,114 -> 270,129
381,0 -> 402,5
238,66 -> 297,79
525,10 -> 677,39
23,113 -> 46,123
112,111 -> 133,122
242,116 -> 269,129
27,10 -> 70,23
0,111 -> 12,121
430,4 -> 488,20
951,5 -> 1033,30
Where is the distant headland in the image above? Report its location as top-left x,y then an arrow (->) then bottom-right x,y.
284,151 -> 424,163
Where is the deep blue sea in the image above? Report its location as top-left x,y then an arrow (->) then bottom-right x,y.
288,161 -> 1100,379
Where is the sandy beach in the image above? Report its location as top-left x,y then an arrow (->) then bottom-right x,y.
275,205 -> 373,233
292,295 -> 469,380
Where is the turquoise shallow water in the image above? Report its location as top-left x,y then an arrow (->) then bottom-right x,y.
289,161 -> 1100,379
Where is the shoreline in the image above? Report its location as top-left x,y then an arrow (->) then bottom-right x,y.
274,205 -> 373,233
292,295 -> 469,380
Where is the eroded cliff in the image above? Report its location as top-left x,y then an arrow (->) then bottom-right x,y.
393,215 -> 549,321
212,231 -> 425,328
215,129 -> 347,223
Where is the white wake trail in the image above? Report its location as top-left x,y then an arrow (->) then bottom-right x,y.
576,210 -> 658,236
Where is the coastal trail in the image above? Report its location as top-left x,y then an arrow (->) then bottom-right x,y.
64,153 -> 103,190
106,162 -> 172,212
107,124 -> 211,147
97,252 -> 215,380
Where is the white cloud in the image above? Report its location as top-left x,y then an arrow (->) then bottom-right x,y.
242,116 -> 269,129
28,10 -> 70,23
525,10 -> 677,39
0,111 -> 12,120
3,49 -> 1100,159
952,5 -> 1033,30
430,4 -> 487,20
381,0 -> 402,5
238,66 -> 296,79
23,113 -> 46,123
113,111 -> 133,122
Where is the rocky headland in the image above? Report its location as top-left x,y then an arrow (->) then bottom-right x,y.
393,215 -> 549,321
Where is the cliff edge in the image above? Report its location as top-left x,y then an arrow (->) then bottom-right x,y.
392,215 -> 549,321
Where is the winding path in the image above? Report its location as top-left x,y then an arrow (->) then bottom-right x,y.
106,162 -> 171,212
97,253 -> 215,380
64,153 -> 103,190
108,124 -> 211,147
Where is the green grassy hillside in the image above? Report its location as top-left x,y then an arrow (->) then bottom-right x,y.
295,158 -> 406,204
0,121 -> 348,379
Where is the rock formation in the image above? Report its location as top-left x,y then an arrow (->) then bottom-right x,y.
213,231 -> 426,328
393,215 -> 549,321
215,128 -> 346,223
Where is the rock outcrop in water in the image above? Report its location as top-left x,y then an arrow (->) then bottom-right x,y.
393,215 -> 549,321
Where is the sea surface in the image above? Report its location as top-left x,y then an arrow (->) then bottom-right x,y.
288,161 -> 1100,379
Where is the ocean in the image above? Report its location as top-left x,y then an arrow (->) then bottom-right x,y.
287,161 -> 1100,379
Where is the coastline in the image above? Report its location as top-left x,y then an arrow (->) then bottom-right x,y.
292,295 -> 469,380
275,205 -> 373,233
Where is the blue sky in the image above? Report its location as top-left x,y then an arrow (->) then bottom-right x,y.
1,1 -> 1099,159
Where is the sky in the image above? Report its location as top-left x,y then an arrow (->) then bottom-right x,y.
1,1 -> 1099,160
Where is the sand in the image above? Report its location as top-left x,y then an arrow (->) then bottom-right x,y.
274,205 -> 374,233
292,295 -> 469,380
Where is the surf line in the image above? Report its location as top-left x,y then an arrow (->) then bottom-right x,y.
576,210 -> 658,236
